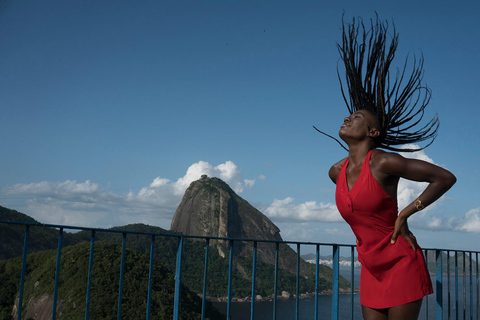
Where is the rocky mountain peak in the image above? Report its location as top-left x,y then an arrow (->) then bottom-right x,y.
171,177 -> 314,275
170,176 -> 286,261
170,176 -> 281,242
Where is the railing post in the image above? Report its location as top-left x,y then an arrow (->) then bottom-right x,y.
447,251 -> 451,320
314,244 -> 320,320
85,230 -> 95,320
201,238 -> 210,320
117,233 -> 127,320
425,249 -> 429,320
250,241 -> 257,320
332,244 -> 339,320
476,252 -> 479,320
455,251 -> 459,320
173,236 -> 184,320
463,252 -> 466,320
226,239 -> 234,320
17,225 -> 30,320
146,235 -> 155,320
469,252 -> 473,320
295,243 -> 300,320
52,228 -> 63,320
351,246 -> 355,320
436,249 -> 443,320
273,242 -> 279,320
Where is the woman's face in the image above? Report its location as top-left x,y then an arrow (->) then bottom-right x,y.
339,110 -> 379,142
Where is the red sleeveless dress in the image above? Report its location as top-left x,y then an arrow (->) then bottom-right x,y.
335,150 -> 433,308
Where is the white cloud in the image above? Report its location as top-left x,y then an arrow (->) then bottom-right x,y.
173,161 -> 213,196
1,160 -> 255,229
398,145 -> 435,162
275,222 -> 318,240
244,179 -> 255,188
408,212 -> 456,232
172,160 -> 251,195
272,221 -> 355,244
426,216 -> 443,229
263,197 -> 342,222
397,145 -> 435,210
264,195 -> 479,237
405,206 -> 480,235
3,180 -> 99,197
455,208 -> 480,233
258,175 -> 266,181
325,228 -> 344,235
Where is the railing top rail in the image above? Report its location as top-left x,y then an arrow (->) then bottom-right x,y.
1,219 -> 479,253
0,219 -> 357,247
422,247 -> 480,254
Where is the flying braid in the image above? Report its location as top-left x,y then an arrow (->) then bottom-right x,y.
336,14 -> 439,152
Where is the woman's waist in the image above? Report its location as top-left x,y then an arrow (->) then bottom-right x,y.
346,216 -> 396,240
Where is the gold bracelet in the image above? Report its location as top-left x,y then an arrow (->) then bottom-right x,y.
414,198 -> 425,211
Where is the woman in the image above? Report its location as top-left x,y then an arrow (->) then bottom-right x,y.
326,17 -> 457,320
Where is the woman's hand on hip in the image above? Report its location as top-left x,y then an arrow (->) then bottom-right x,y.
391,215 -> 418,251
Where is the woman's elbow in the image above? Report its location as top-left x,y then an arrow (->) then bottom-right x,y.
443,171 -> 457,189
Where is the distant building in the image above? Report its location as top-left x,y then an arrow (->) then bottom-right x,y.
200,174 -> 208,180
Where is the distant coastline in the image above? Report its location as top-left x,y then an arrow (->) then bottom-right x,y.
305,259 -> 362,268
205,288 -> 359,303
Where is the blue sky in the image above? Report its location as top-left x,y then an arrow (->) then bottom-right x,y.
0,0 -> 479,251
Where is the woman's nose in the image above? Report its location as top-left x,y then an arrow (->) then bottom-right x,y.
344,117 -> 350,122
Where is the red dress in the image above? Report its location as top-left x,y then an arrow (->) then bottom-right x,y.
335,150 -> 433,308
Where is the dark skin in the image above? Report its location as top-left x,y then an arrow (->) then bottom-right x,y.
329,110 -> 456,320
361,299 -> 423,320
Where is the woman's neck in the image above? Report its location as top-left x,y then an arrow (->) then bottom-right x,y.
347,143 -> 373,166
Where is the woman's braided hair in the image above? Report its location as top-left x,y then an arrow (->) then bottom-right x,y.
336,15 -> 439,152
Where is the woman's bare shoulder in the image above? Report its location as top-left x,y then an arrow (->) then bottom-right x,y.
329,157 -> 348,184
370,149 -> 408,175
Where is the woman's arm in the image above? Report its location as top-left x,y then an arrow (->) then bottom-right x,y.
329,158 -> 348,184
375,152 -> 457,249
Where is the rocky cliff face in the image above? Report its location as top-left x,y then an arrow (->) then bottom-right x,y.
171,177 -> 281,242
170,177 -> 300,273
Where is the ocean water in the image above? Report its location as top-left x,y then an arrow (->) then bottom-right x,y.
212,294 -> 362,320
211,267 -> 478,320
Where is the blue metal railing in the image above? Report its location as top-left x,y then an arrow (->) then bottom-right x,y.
1,219 -> 479,320
117,232 -> 127,320
84,230 -> 95,320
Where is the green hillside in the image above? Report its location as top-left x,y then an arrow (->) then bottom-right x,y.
425,250 -> 479,275
0,206 -> 78,260
73,224 -> 350,298
0,241 -> 225,320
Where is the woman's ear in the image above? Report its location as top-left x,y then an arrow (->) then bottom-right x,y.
369,127 -> 381,138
